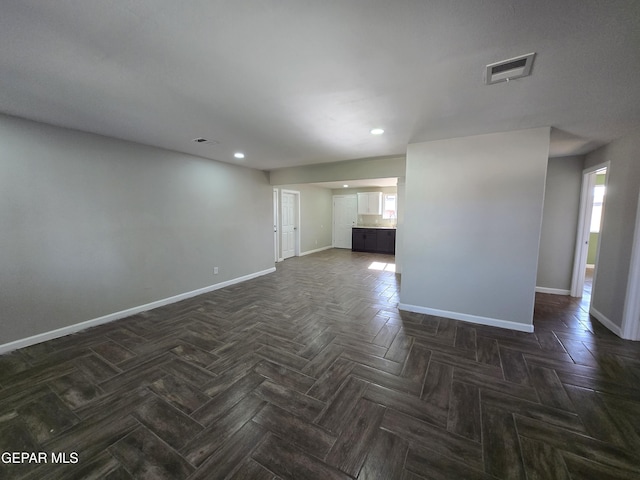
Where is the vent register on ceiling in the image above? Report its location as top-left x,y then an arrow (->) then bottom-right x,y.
485,52 -> 535,84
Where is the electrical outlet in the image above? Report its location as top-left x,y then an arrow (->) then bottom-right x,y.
213,267 -> 219,275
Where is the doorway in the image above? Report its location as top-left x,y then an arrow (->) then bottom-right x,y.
281,190 -> 300,260
333,195 -> 357,249
571,164 -> 608,300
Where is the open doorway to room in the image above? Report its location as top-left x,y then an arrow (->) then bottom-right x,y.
571,165 -> 608,304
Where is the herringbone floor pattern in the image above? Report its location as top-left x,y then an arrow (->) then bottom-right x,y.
1,249 -> 640,479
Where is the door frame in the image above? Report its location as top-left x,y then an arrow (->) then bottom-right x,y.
273,188 -> 279,263
621,190 -> 640,340
281,189 -> 301,259
570,162 -> 609,297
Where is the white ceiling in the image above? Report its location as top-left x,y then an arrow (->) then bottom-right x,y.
1,1 -> 639,171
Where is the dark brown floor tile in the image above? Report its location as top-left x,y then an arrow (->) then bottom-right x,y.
333,334 -> 388,357
498,346 -> 532,386
357,429 -> 407,480
3,250 -> 640,480
476,336 -> 501,366
404,445 -> 493,480
133,394 -> 203,450
302,344 -> 345,378
253,434 -> 351,480
109,426 -> 194,480
447,380 -> 481,442
0,417 -> 41,480
227,458 -> 277,480
316,375 -> 369,433
203,353 -> 262,397
296,331 -> 336,360
326,398 -> 386,476
18,391 -> 79,443
253,403 -> 335,458
526,363 -> 574,411
352,363 -> 422,396
341,350 -> 403,375
149,373 -> 210,414
385,332 -> 413,363
401,343 -> 431,384
182,394 -> 266,466
482,403 -> 527,480
307,357 -> 356,401
454,325 -> 477,352
563,452 -> 640,480
48,370 -> 103,410
421,360 -> 453,414
258,345 -> 309,371
381,408 -> 483,470
253,380 -> 324,422
481,388 -> 586,434
371,322 -> 400,349
364,383 -> 447,428
195,371 -> 265,425
564,384 -> 628,447
519,436 -> 571,480
429,350 -> 503,379
171,342 -> 218,368
91,341 -> 136,365
189,420 -> 267,480
516,415 -> 640,472
40,451 -> 132,480
74,353 -> 121,383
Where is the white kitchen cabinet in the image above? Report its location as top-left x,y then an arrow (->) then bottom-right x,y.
357,192 -> 383,215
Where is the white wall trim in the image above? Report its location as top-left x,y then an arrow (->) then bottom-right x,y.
590,306 -> 622,337
300,246 -> 333,256
0,267 -> 276,355
535,287 -> 571,295
398,303 -> 534,333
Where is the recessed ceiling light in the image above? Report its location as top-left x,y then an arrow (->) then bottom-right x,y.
234,152 -> 245,159
343,184 -> 349,188
370,128 -> 384,135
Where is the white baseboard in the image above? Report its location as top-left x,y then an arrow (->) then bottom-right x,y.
535,286 -> 571,295
589,306 -> 622,337
398,303 -> 534,333
0,267 -> 276,355
300,246 -> 333,256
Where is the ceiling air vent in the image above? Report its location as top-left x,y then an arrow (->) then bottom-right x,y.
485,52 -> 535,85
192,137 -> 220,146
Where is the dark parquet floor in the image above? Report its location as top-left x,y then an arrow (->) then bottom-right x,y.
1,249 -> 640,479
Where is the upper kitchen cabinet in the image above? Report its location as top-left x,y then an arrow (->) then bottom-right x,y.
357,192 -> 383,215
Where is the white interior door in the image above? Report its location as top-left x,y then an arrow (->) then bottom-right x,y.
282,191 -> 296,259
333,195 -> 357,249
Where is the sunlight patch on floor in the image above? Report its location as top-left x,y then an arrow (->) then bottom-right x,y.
368,261 -> 396,272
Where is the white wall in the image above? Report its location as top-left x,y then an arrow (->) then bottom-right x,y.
536,156 -> 584,293
0,114 -> 274,346
584,126 -> 640,329
270,155 -> 405,185
400,128 -> 550,331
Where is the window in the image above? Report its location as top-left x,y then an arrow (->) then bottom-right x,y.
382,194 -> 396,220
590,185 -> 605,232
